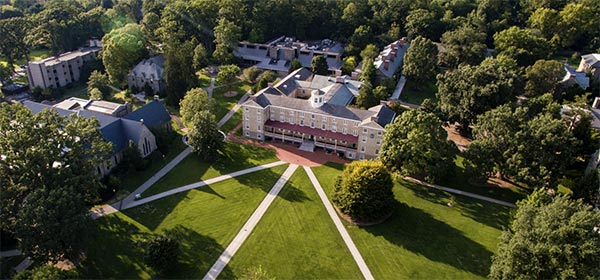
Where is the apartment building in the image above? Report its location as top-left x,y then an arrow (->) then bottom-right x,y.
235,36 -> 344,75
27,46 -> 101,90
241,68 -> 396,160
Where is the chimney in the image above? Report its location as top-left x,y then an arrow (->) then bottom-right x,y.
335,75 -> 346,84
593,97 -> 600,109
390,51 -> 397,62
267,82 -> 273,87
384,60 -> 390,71
335,69 -> 342,77
351,71 -> 360,80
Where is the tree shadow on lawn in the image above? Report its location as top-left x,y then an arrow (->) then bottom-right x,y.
198,184 -> 226,199
399,179 -> 511,230
364,200 -> 494,277
124,192 -> 189,231
167,225 -> 236,279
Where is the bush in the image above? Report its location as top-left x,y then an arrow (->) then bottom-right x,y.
151,126 -> 179,155
242,66 -> 261,84
119,143 -> 147,172
14,265 -> 78,280
332,160 -> 394,223
144,234 -> 180,274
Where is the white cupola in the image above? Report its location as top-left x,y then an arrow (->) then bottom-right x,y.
310,89 -> 325,108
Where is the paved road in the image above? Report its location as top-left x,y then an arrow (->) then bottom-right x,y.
123,161 -> 288,210
304,167 -> 375,280
203,164 -> 299,280
216,91 -> 250,128
404,177 -> 516,208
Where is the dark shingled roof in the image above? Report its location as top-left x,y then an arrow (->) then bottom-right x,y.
123,100 -> 171,128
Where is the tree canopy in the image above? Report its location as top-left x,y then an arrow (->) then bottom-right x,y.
332,160 -> 394,224
0,103 -> 111,263
101,23 -> 147,85
188,110 -> 224,161
439,24 -> 487,68
490,195 -> 600,279
179,88 -> 212,125
311,55 -> 329,76
524,59 -> 564,97
437,57 -> 521,131
379,109 -> 458,183
403,36 -> 438,87
493,26 -> 549,66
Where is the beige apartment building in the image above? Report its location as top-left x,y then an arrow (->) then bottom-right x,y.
242,68 -> 396,160
27,46 -> 101,89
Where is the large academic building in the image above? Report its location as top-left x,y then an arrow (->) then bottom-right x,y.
241,68 -> 396,160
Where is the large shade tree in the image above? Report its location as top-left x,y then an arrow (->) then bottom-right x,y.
493,26 -> 549,66
439,24 -> 487,68
437,56 -> 521,132
332,160 -> 394,223
0,103 -> 111,263
101,23 -> 147,85
379,109 -> 458,183
179,87 -> 212,125
403,36 -> 439,87
188,110 -> 224,161
490,195 -> 600,279
524,59 -> 564,97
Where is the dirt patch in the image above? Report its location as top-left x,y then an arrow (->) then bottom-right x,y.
224,91 -> 238,97
444,124 -> 471,152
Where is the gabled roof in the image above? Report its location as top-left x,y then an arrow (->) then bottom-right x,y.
374,38 -> 409,78
130,55 -> 165,80
582,54 -> 600,68
561,66 -> 590,89
123,100 -> 171,128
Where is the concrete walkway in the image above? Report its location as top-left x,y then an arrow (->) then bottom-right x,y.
216,91 -> 250,128
304,167 -> 375,280
404,177 -> 516,208
390,75 -> 406,100
203,164 -> 299,280
0,249 -> 21,257
206,78 -> 216,98
123,161 -> 287,210
111,147 -> 192,210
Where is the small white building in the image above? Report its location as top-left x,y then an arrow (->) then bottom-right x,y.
127,56 -> 165,94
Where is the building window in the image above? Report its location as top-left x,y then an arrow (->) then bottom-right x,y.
310,122 -> 315,128
332,125 -> 337,133
363,128 -> 368,134
342,127 -> 347,134
257,125 -> 262,132
361,146 -> 365,152
258,134 -> 262,139
375,149 -> 379,155
245,131 -> 250,136
348,152 -> 354,159
359,154 -> 365,160
300,120 -> 304,126
289,118 -> 294,125
280,115 -> 285,122
245,107 -> 249,111
311,114 -> 315,119
245,114 -> 249,120
289,111 -> 294,116
332,118 -> 337,124
322,124 -> 326,130
378,131 -> 382,135
362,136 -> 366,143
353,130 -> 358,136
245,124 -> 250,129
257,115 -> 261,121
376,138 -> 381,145
299,112 -> 304,117
370,133 -> 375,139
343,119 -> 347,125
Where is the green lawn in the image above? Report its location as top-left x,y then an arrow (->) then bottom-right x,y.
0,49 -> 52,68
78,165 -> 289,279
228,168 -> 363,279
219,109 -> 241,133
198,73 -> 212,88
61,82 -> 88,99
110,140 -> 187,201
444,156 -> 529,203
211,82 -> 251,121
312,163 -> 511,280
400,79 -> 438,106
142,142 -> 278,196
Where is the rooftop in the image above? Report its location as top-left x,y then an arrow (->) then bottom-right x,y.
29,47 -> 101,66
130,55 -> 165,81
374,38 -> 409,78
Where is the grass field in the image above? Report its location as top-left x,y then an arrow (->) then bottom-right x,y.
211,82 -> 251,121
219,109 -> 241,133
142,142 -> 278,196
228,168 -> 363,279
312,163 -> 510,280
78,165 -> 289,279
400,80 -> 438,106
0,49 -> 53,69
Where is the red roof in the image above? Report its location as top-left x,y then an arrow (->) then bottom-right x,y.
265,120 -> 359,144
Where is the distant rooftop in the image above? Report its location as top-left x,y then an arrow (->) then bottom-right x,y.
54,97 -> 129,116
29,47 -> 101,66
374,38 -> 409,78
130,55 -> 165,81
